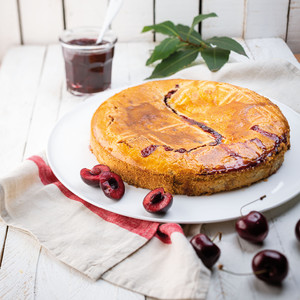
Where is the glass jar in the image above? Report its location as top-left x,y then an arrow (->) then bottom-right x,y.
59,27 -> 117,95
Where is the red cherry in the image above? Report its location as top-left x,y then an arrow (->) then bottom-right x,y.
235,211 -> 268,243
80,164 -> 110,187
90,164 -> 110,175
295,219 -> 300,241
143,188 -> 173,214
99,171 -> 125,200
190,233 -> 221,268
252,250 -> 288,285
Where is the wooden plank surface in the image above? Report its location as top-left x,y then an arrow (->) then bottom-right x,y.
201,0 -> 293,42
0,45 -> 46,300
112,0 -> 153,42
0,46 -> 46,175
19,0 -> 64,44
245,38 -> 300,65
244,0 -> 290,39
0,228 -> 41,300
64,0 -> 107,29
155,0 -> 199,25
286,0 -> 300,53
201,0 -> 245,39
23,45 -> 64,157
1,0 -> 300,62
0,0 -> 20,60
0,39 -> 300,300
155,0 -> 199,41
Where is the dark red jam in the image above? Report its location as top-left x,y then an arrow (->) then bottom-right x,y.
163,87 -> 223,145
174,148 -> 187,153
62,38 -> 114,94
180,115 -> 223,145
141,145 -> 159,157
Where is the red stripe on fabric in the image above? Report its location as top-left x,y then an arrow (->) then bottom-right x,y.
155,223 -> 184,244
28,156 -> 159,239
29,156 -> 59,185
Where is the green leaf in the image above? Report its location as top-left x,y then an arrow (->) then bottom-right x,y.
191,13 -> 217,28
146,37 -> 181,65
147,48 -> 199,79
142,12 -> 244,77
176,24 -> 204,46
206,36 -> 248,56
201,47 -> 230,71
142,21 -> 179,37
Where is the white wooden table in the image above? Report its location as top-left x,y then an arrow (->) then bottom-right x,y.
0,38 -> 299,300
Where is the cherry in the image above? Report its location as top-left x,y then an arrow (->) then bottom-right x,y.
80,164 -> 110,187
235,211 -> 268,243
143,187 -> 173,214
190,233 -> 221,268
99,171 -> 125,200
252,250 -> 288,285
295,219 -> 300,241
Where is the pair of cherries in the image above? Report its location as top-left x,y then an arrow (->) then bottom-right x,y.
190,196 -> 292,285
80,164 -> 125,200
190,233 -> 288,285
81,165 -> 173,213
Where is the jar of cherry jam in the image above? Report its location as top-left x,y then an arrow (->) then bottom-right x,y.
59,27 -> 117,95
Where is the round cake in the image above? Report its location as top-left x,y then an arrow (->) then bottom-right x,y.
90,79 -> 290,195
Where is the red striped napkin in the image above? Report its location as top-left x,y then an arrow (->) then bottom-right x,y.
0,153 -> 210,300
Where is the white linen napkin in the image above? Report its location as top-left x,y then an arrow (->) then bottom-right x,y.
0,153 -> 210,300
1,59 -> 299,300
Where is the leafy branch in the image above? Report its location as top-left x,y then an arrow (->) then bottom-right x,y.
142,13 -> 248,79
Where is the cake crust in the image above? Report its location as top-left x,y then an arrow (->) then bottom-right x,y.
90,80 -> 290,195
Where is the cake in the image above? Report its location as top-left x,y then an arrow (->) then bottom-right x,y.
90,79 -> 290,195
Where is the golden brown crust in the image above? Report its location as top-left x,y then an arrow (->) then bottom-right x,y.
90,79 -> 290,195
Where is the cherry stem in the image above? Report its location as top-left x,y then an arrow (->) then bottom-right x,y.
218,264 -> 267,276
211,231 -> 222,243
240,195 -> 266,216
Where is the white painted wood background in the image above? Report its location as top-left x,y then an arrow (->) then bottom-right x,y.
0,0 -> 300,299
0,38 -> 299,300
0,0 -> 300,61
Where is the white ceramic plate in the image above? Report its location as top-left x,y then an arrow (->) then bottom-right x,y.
47,87 -> 300,223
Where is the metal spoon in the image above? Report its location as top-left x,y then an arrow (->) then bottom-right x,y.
96,0 -> 123,44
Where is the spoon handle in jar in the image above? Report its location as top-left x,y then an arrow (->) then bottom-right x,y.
96,0 -> 123,44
